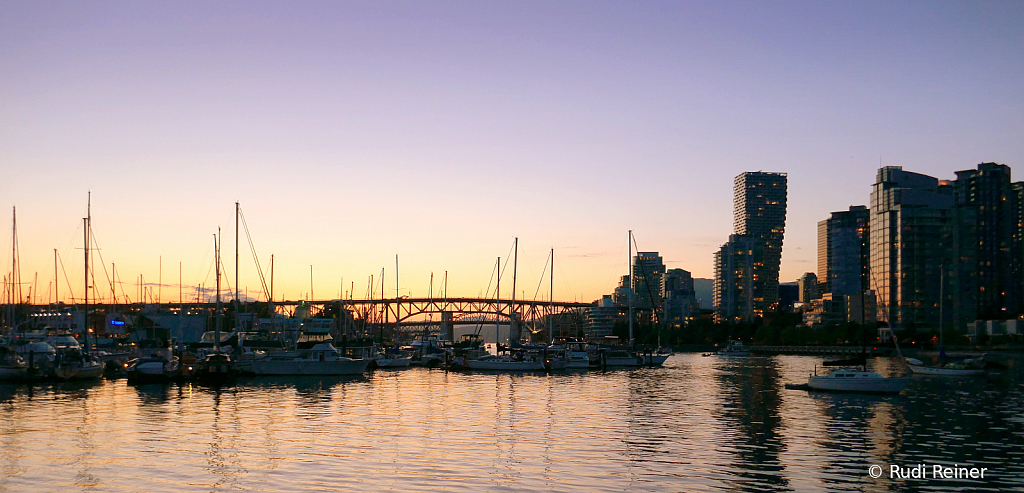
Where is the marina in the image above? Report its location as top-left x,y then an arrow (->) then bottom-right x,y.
0,353 -> 1021,492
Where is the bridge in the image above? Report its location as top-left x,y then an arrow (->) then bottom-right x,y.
328,297 -> 593,341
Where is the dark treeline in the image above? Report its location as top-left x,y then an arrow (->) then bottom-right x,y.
616,311 -> 1010,348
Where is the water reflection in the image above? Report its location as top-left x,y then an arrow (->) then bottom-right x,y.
0,357 -> 1020,492
712,357 -> 788,491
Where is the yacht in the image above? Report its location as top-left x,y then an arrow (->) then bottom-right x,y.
0,346 -> 28,380
251,342 -> 369,376
806,368 -> 909,394
126,351 -> 181,383
466,353 -> 546,371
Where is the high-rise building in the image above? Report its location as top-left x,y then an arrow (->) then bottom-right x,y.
632,252 -> 666,311
817,205 -> 870,297
869,167 -> 955,331
1014,182 -> 1024,311
732,172 -> 788,315
952,163 -> 1020,322
798,272 -> 818,303
663,268 -> 699,327
714,234 -> 759,323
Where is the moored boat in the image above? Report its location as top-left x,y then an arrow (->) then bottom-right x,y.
715,340 -> 750,357
806,368 -> 909,394
251,342 -> 368,376
466,354 -> 546,371
126,352 -> 181,383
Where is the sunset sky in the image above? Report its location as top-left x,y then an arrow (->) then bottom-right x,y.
2,1 -> 1022,306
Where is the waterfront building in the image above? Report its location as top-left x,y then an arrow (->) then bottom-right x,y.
967,319 -> 1022,338
732,171 -> 788,315
1015,182 -> 1024,310
869,167 -> 955,332
587,295 -> 619,337
798,273 -> 818,303
952,163 -> 1021,323
802,293 -> 846,327
817,205 -> 870,296
714,234 -> 758,323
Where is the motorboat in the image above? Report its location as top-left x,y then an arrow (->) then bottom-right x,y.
373,348 -> 413,369
563,341 -> 591,369
806,368 -> 909,394
251,342 -> 368,376
0,346 -> 28,381
715,340 -> 750,357
466,352 -> 546,371
126,352 -> 181,383
193,352 -> 236,384
597,350 -> 643,368
53,350 -> 104,381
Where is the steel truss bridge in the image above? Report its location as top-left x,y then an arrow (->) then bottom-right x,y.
303,297 -> 593,340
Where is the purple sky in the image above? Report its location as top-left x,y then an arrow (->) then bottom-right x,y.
2,1 -> 1022,304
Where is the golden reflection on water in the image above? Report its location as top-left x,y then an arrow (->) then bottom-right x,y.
0,355 -> 1021,492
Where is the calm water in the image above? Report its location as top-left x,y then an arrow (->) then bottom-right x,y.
1,354 -> 1022,492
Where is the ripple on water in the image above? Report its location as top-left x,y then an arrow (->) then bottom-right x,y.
0,354 -> 1022,491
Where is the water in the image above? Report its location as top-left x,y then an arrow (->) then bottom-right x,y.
1,354 -> 1022,492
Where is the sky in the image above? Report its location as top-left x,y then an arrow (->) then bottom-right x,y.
1,1 -> 1023,306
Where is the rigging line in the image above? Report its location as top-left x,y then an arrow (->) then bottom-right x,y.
56,251 -> 77,304
556,258 -> 576,303
631,233 -> 661,328
239,208 -> 270,302
530,253 -> 551,303
474,258 -> 499,336
604,235 -> 629,295
84,218 -> 111,303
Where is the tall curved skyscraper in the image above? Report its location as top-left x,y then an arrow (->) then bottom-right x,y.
732,171 -> 788,317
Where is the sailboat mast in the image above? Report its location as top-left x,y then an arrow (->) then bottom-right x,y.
511,238 -> 517,344
549,248 -> 554,345
83,202 -> 90,352
496,257 -> 500,342
939,264 -> 944,348
235,201 -> 240,332
628,230 -> 633,346
215,229 -> 222,352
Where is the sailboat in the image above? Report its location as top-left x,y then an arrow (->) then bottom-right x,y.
194,228 -> 237,384
905,266 -> 984,376
628,231 -> 671,366
56,199 -> 103,381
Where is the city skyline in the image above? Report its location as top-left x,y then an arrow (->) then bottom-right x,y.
2,2 -> 1022,304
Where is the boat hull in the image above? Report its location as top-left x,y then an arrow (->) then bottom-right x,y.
907,365 -> 984,376
807,375 -> 909,394
252,359 -> 369,376
466,360 -> 546,371
0,366 -> 28,380
374,357 -> 412,369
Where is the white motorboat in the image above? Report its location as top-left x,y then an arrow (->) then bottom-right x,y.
466,354 -> 546,371
563,342 -> 591,369
599,350 -> 643,368
806,368 -> 909,394
374,352 -> 413,369
252,343 -> 369,376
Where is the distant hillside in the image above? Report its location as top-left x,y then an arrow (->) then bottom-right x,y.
694,278 -> 713,310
